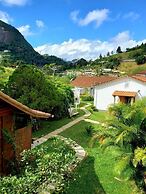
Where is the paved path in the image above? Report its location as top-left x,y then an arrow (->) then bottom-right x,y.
32,104 -> 91,148
84,118 -> 106,126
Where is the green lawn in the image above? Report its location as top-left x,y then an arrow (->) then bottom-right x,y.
89,110 -> 111,122
32,109 -> 85,138
60,121 -> 141,194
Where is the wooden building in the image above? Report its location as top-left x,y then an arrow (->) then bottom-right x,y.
0,91 -> 51,175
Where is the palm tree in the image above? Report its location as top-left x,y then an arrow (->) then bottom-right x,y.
91,98 -> 146,182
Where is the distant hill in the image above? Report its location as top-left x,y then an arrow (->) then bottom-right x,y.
43,55 -> 68,67
0,20 -> 47,66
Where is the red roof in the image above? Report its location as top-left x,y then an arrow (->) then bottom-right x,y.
71,75 -> 117,87
112,90 -> 137,97
131,75 -> 146,83
136,70 -> 146,75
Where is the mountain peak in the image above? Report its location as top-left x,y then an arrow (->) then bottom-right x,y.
0,20 -> 46,66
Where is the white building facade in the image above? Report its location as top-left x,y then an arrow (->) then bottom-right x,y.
94,77 -> 146,110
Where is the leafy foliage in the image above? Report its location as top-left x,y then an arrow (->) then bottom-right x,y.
116,46 -> 122,53
92,99 -> 146,186
108,101 -> 146,149
85,125 -> 94,136
135,55 -> 146,65
4,65 -> 74,118
0,137 -> 77,194
133,147 -> 146,167
81,94 -> 94,101
43,55 -> 68,68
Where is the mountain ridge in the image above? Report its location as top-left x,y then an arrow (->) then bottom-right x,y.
0,20 -> 46,66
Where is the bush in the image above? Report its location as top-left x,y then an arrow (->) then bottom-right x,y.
81,95 -> 94,101
0,137 -> 77,193
85,125 -> 94,136
90,105 -> 98,112
135,55 -> 146,65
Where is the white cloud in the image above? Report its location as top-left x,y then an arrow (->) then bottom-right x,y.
36,20 -> 45,28
123,11 -> 140,21
70,10 -> 79,22
35,31 -> 146,61
0,10 -> 12,23
70,9 -> 109,27
111,31 -> 130,44
17,25 -> 33,37
0,0 -> 28,6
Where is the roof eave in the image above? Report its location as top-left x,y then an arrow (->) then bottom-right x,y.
0,91 -> 52,118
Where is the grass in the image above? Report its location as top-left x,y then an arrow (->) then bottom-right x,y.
60,121 -> 141,194
32,109 -> 85,138
118,61 -> 146,75
64,156 -> 106,194
89,110 -> 111,122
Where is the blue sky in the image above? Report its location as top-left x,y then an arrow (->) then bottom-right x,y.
0,0 -> 146,60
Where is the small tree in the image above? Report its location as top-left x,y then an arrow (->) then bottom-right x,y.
91,99 -> 146,183
107,52 -> 110,57
99,54 -> 102,60
116,46 -> 122,54
135,55 -> 146,65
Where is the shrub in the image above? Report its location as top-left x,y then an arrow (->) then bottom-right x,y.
88,107 -> 93,113
90,105 -> 98,112
81,95 -> 94,101
0,137 -> 77,193
135,55 -> 146,65
85,125 -> 94,136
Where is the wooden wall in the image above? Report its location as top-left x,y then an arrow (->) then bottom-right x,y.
0,107 -> 32,175
15,126 -> 32,159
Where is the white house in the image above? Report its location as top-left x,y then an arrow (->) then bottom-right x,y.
94,75 -> 146,110
71,75 -> 116,97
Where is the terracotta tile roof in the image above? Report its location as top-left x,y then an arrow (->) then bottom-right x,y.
112,90 -> 137,97
136,70 -> 146,75
71,75 -> 117,87
0,91 -> 51,118
131,75 -> 146,83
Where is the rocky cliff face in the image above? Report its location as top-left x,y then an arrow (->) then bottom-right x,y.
0,20 -> 46,66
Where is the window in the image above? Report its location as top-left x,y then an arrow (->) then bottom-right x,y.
14,113 -> 29,130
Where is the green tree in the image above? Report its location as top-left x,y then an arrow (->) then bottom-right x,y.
135,55 -> 146,65
104,57 -> 121,69
5,65 -> 74,118
75,58 -> 88,68
92,99 -> 146,183
116,46 -> 122,54
99,54 -> 102,60
107,52 -> 110,57
42,64 -> 54,75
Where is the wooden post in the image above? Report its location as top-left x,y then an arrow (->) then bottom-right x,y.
114,96 -> 116,104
